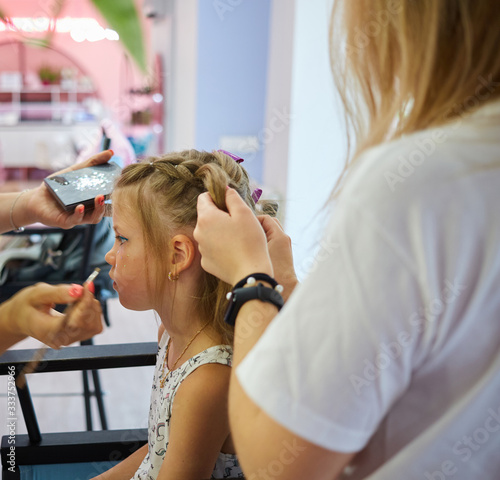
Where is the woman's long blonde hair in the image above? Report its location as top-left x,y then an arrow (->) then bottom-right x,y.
330,0 -> 500,195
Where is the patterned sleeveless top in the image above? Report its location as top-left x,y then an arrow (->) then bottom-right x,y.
132,331 -> 244,479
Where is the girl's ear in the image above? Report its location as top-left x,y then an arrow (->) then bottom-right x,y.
169,234 -> 196,274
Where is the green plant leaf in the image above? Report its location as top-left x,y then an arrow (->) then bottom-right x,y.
90,0 -> 147,73
24,38 -> 51,49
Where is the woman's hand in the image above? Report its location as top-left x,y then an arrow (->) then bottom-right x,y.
195,187 -> 273,286
257,215 -> 298,301
18,150 -> 114,229
0,282 -> 103,351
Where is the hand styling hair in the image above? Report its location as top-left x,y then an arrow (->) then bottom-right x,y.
114,150 -> 258,343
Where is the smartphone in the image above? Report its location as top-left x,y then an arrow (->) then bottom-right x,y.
44,162 -> 122,212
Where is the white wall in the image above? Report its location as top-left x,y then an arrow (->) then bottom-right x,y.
164,0 -> 198,151
262,0 -> 295,200
159,0 -> 346,281
283,0 -> 345,280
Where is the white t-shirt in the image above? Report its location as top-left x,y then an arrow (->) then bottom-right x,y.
237,100 -> 500,479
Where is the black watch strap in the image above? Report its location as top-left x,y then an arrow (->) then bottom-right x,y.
224,283 -> 284,326
233,273 -> 279,290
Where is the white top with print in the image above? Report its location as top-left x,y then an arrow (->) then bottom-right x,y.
132,331 -> 243,479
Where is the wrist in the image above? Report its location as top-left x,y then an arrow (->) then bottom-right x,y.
0,298 -> 28,340
232,261 -> 274,287
224,275 -> 284,326
233,273 -> 282,291
13,188 -> 36,229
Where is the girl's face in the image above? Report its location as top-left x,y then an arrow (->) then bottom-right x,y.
105,194 -> 153,311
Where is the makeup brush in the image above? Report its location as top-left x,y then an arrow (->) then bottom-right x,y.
16,267 -> 101,388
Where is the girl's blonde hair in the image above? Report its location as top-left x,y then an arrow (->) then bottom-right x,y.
115,150 -> 257,344
330,0 -> 500,195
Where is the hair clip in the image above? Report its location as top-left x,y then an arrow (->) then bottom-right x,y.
252,188 -> 262,203
217,149 -> 244,164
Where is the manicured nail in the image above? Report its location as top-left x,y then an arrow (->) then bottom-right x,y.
69,284 -> 83,297
77,205 -> 85,214
108,149 -> 114,156
86,281 -> 95,294
98,195 -> 105,206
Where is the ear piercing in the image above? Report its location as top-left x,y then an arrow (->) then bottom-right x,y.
168,272 -> 179,282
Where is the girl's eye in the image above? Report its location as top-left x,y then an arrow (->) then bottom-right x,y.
115,235 -> 128,245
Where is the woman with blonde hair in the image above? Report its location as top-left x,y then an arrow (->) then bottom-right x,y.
194,1 -> 500,478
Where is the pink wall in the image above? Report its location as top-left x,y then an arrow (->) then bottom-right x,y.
0,0 -> 151,124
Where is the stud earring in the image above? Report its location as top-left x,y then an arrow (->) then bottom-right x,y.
168,272 -> 179,282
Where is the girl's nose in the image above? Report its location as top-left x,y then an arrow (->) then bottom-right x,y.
104,248 -> 115,266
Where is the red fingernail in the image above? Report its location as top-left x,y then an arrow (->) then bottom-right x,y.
109,149 -> 114,156
69,284 -> 83,297
86,281 -> 95,294
98,195 -> 105,206
77,205 -> 85,214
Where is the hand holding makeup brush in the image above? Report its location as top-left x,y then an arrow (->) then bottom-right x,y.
0,278 -> 103,355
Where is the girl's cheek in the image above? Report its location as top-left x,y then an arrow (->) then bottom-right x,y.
115,250 -> 130,271
115,249 -> 124,270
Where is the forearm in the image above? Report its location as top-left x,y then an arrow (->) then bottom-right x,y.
0,193 -> 17,233
281,276 -> 299,303
92,443 -> 148,480
229,301 -> 279,467
231,299 -> 277,366
229,300 -> 353,479
0,188 -> 48,234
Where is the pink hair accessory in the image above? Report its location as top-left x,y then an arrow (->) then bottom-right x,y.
217,149 -> 244,163
216,149 -> 260,202
252,188 -> 263,203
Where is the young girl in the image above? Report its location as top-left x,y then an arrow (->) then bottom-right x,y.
95,150 -> 254,479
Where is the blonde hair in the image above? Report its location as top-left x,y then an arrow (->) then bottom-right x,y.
330,0 -> 500,195
115,150 -> 257,344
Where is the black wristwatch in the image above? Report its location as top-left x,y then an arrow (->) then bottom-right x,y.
224,282 -> 284,326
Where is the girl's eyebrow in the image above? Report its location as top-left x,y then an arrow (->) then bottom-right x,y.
113,225 -> 130,239
113,225 -> 125,237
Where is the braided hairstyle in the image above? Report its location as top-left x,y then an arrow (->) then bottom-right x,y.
114,150 -> 256,344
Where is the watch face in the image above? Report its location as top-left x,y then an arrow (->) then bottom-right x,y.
44,162 -> 122,211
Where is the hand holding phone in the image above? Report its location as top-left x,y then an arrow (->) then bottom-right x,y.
44,162 -> 122,212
